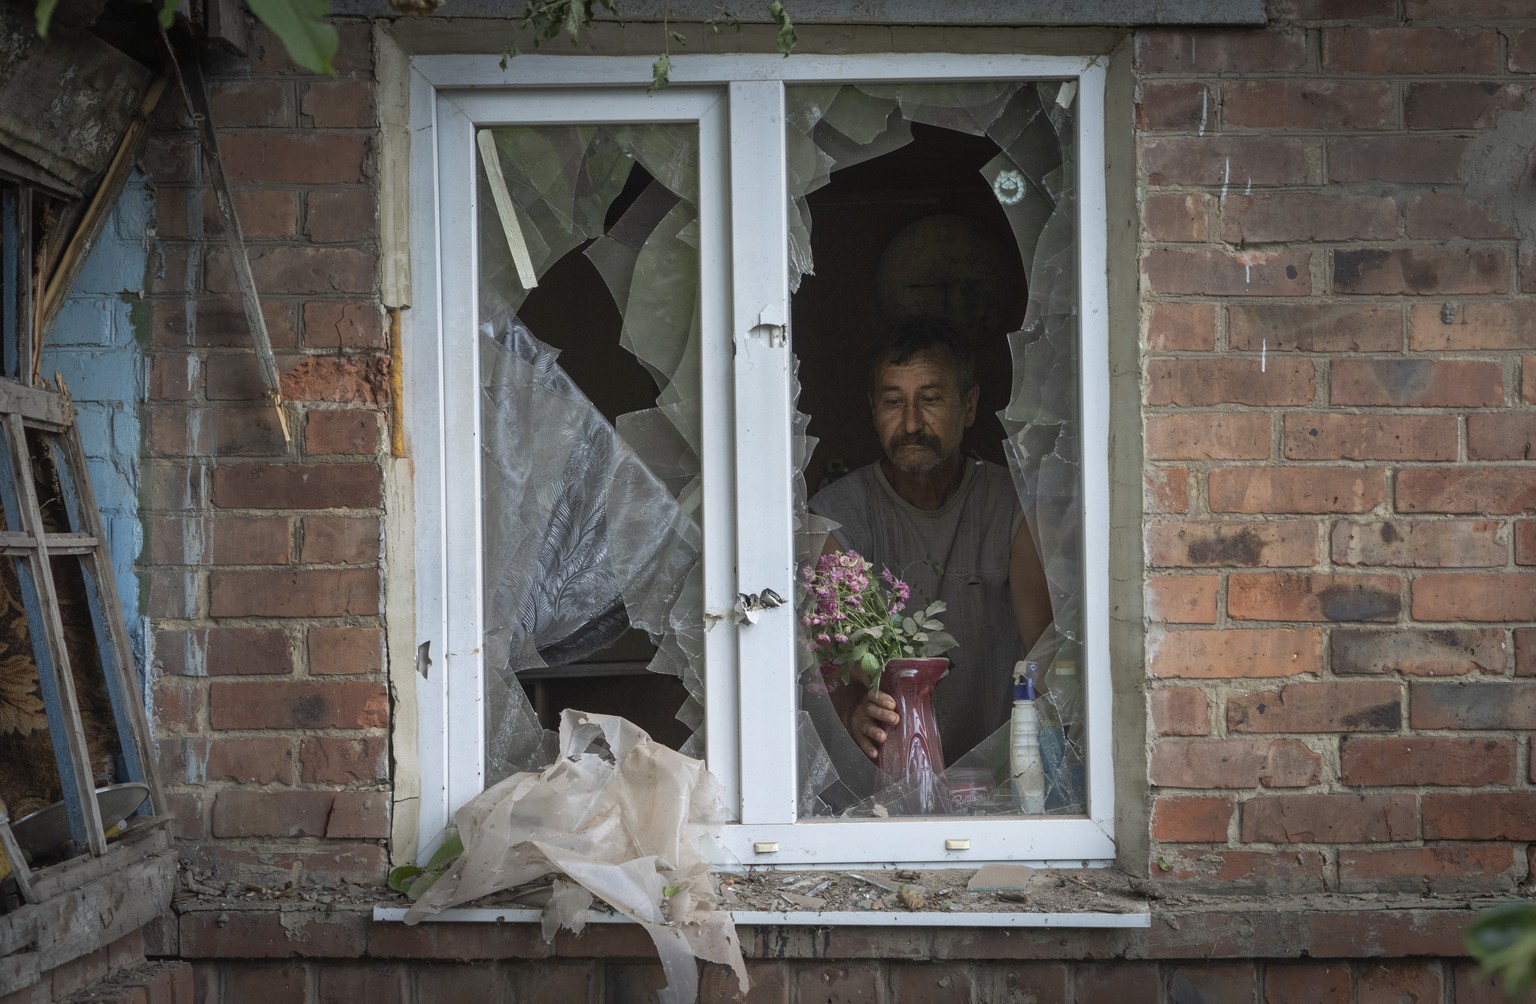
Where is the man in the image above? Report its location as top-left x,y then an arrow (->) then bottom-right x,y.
810,318 -> 1052,766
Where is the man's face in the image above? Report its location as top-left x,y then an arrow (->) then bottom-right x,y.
871,348 -> 979,475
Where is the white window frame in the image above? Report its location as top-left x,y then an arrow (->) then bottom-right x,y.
405,51 -> 1113,868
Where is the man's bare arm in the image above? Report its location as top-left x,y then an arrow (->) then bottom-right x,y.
1010,518 -> 1053,652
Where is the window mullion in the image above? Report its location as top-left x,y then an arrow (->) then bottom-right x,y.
727,81 -> 798,827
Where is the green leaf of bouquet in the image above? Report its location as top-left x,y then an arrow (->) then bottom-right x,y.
387,865 -> 424,894
902,616 -> 918,634
860,650 -> 879,672
424,831 -> 464,870
246,0 -> 338,74
34,0 -> 59,37
157,0 -> 181,30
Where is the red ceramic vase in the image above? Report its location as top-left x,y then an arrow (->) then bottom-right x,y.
874,657 -> 950,815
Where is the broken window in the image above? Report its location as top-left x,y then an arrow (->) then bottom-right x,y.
787,82 -> 1089,819
410,55 -> 1113,867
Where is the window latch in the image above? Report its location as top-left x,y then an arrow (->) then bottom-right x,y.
735,588 -> 785,625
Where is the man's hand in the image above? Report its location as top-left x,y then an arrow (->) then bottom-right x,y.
831,672 -> 902,760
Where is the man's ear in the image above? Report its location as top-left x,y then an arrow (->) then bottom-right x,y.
963,385 -> 980,427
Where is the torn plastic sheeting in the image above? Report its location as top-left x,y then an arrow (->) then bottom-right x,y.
405,711 -> 747,1004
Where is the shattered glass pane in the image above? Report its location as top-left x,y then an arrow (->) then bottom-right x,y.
476,124 -> 705,783
789,82 -> 1086,818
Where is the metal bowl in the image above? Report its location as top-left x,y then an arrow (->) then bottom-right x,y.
10,782 -> 150,861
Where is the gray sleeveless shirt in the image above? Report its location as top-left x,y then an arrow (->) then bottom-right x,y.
810,459 -> 1023,764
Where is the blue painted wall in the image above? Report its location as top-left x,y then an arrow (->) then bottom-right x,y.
39,170 -> 151,667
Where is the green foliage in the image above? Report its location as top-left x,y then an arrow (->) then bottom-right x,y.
1468,902 -> 1536,998
246,0 -> 338,74
386,831 -> 464,901
33,0 -> 58,36
158,0 -> 181,30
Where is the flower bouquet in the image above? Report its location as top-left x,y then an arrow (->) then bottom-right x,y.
799,549 -> 956,692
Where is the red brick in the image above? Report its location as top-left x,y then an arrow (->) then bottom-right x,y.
404,966 -> 498,1002
503,963 -> 595,1000
1073,963 -> 1160,1003
1147,467 -> 1190,513
300,736 -> 387,784
149,352 -> 201,400
1345,734 -> 1514,786
210,78 -> 296,127
1405,192 -> 1515,241
208,515 -> 294,564
281,354 -> 389,405
303,301 -> 386,350
213,462 -> 381,510
206,736 -> 298,785
1144,302 -> 1215,351
1398,467 -> 1536,514
1144,136 -> 1313,188
1151,738 -> 1320,788
210,679 -> 388,729
308,626 -> 383,675
205,245 -> 375,296
1149,627 -> 1321,679
179,910 -> 366,959
325,790 -> 390,839
163,791 -> 207,840
316,963 -> 403,1004
1343,847 -> 1517,897
1283,413 -> 1456,461
1230,680 -> 1402,733
304,409 -> 382,457
1209,467 -> 1384,513
51,945 -> 110,997
301,515 -> 380,564
1224,80 -> 1393,130
1146,412 -> 1270,461
142,134 -> 199,182
1332,519 -> 1505,567
1167,963 -> 1256,1004
1147,574 -> 1219,624
1307,909 -> 1469,958
203,626 -> 294,676
1242,793 -> 1416,843
301,79 -> 376,129
213,406 -> 290,456
1410,301 -> 1536,350
156,189 -> 300,240
1527,354 -> 1536,403
1151,687 -> 1211,735
1424,792 -> 1536,839
1152,849 -> 1326,894
195,299 -> 298,350
1137,29 -> 1306,73
1469,414 -> 1536,461
794,963 -> 881,1003
210,568 -> 379,617
1144,248 -> 1311,296
1328,135 -> 1468,184
1330,358 -> 1502,407
1146,358 -> 1313,406
1513,27 -> 1536,73
1145,520 -> 1318,568
219,133 -> 369,185
144,565 -> 200,619
1152,795 -> 1233,842
1412,573 -> 1536,621
248,20 -> 372,73
213,790 -> 338,838
1521,521 -> 1536,564
1142,191 -> 1211,241
1264,962 -> 1350,1004
305,188 -> 377,244
1220,192 -> 1396,245
153,677 -> 205,732
1323,27 -> 1499,73
1411,680 -> 1536,729
185,843 -> 387,887
1410,81 -> 1526,130
1137,81 -> 1212,132
1522,628 -> 1536,676
888,962 -> 973,1002
1334,248 -> 1510,296
1228,572 -> 1400,622
1269,0 -> 1395,19
1454,963 -> 1507,1004
367,922 -> 552,960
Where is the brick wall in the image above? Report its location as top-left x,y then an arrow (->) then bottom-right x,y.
122,0 -> 1536,996
1140,0 -> 1536,896
141,21 -> 391,889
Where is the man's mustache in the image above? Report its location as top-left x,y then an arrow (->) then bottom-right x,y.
890,432 -> 942,451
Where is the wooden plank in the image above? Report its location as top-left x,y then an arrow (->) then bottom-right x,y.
1,412 -> 106,857
0,811 -> 37,905
0,949 -> 41,1000
26,822 -> 170,904
0,380 -> 67,428
53,426 -> 162,812
1,187 -> 27,384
